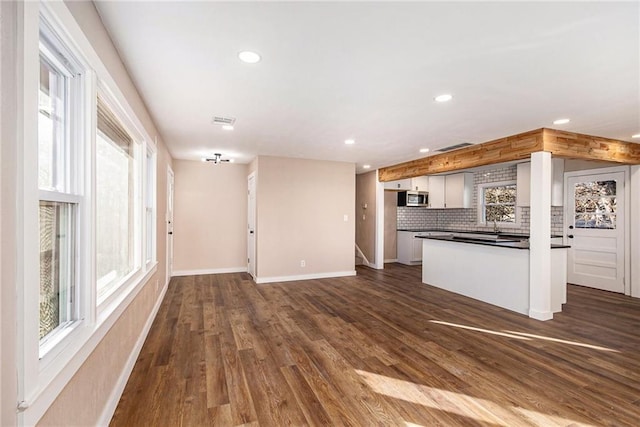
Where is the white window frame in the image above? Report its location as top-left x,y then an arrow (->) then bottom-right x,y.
144,146 -> 157,267
37,21 -> 86,359
477,180 -> 521,228
94,86 -> 143,310
17,3 -> 159,425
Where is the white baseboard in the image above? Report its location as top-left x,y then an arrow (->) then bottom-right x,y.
97,280 -> 169,426
256,270 -> 356,284
172,267 -> 247,277
528,309 -> 553,321
384,258 -> 398,263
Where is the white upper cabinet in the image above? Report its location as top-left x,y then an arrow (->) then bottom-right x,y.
516,159 -> 564,207
384,176 -> 429,191
384,178 -> 412,190
444,172 -> 474,208
412,176 -> 429,192
426,173 -> 472,208
427,176 -> 445,208
516,162 -> 531,207
551,158 -> 564,206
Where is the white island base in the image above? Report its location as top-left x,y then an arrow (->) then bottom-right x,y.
422,238 -> 567,317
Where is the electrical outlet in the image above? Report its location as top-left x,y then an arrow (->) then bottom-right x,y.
300,260 -> 306,267
343,214 -> 348,222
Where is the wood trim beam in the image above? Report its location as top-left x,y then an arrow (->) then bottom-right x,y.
541,128 -> 640,164
378,128 -> 640,182
378,129 -> 544,181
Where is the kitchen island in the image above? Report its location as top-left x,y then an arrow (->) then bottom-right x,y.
420,235 -> 568,316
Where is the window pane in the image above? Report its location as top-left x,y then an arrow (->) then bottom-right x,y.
484,185 -> 516,204
96,130 -> 135,300
575,213 -> 616,229
40,201 -> 75,340
38,58 -> 67,192
146,208 -> 153,263
575,180 -> 616,197
486,205 -> 515,223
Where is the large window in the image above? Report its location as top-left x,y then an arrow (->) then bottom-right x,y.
24,10 -> 159,422
38,35 -> 82,349
96,96 -> 140,303
479,181 -> 517,225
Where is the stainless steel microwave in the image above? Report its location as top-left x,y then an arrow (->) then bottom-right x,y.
398,191 -> 429,207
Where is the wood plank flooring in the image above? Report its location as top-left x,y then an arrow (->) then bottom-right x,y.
110,264 -> 640,426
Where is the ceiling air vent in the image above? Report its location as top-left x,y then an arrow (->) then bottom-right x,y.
211,116 -> 236,126
435,142 -> 473,153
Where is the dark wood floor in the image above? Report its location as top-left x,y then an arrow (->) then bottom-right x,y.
110,264 -> 640,426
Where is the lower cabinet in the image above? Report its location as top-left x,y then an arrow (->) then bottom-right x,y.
398,231 -> 424,265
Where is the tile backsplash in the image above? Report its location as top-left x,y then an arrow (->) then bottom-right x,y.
397,164 -> 564,235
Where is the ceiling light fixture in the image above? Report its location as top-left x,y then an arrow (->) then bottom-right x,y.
222,125 -> 234,131
238,51 -> 261,64
419,148 -> 430,153
553,118 -> 570,125
345,139 -> 355,145
632,134 -> 640,138
363,164 -> 371,169
203,153 -> 231,165
434,94 -> 453,103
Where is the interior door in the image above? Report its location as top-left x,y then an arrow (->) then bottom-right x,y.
166,167 -> 174,284
247,172 -> 256,279
566,171 -> 625,292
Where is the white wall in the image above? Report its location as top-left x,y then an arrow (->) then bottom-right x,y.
172,160 -> 248,274
255,156 -> 355,282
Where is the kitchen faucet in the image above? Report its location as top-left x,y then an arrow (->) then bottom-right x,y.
493,220 -> 500,233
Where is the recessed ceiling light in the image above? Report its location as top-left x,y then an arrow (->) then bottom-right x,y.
222,125 -> 234,131
345,139 -> 355,145
632,134 -> 640,138
363,164 -> 371,169
553,118 -> 570,125
238,51 -> 261,64
434,94 -> 453,103
419,148 -> 430,153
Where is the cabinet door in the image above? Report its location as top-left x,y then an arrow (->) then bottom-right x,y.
445,173 -> 473,208
412,176 -> 430,192
396,231 -> 412,264
427,176 -> 445,208
516,162 -> 531,207
384,179 -> 412,191
412,238 -> 423,261
551,158 -> 564,206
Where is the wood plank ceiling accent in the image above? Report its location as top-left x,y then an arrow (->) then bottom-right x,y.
378,128 -> 640,182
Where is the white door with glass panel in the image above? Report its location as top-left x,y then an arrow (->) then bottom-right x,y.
566,171 -> 625,293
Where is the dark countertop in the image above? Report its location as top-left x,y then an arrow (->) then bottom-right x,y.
397,228 -> 563,239
417,235 -> 570,250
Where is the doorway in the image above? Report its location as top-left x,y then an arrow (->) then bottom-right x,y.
565,168 -> 627,293
166,166 -> 174,285
247,172 -> 256,279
